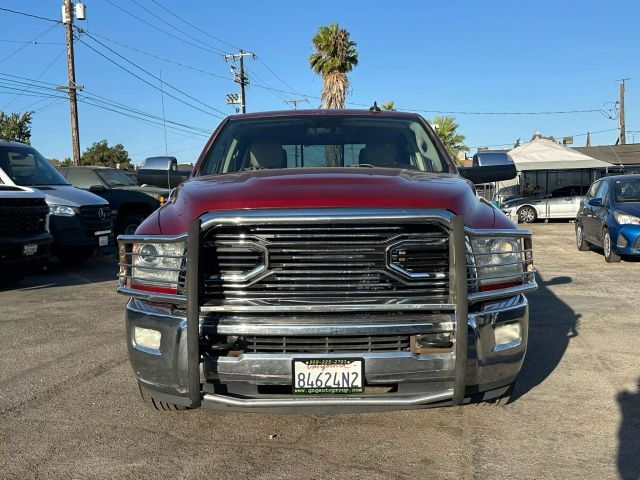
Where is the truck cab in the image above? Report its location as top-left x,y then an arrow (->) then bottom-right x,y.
117,110 -> 536,412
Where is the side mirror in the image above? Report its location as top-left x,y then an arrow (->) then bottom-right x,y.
459,151 -> 517,184
588,198 -> 602,207
458,164 -> 517,184
89,184 -> 107,193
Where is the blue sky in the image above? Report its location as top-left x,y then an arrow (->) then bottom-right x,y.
1,0 -> 638,164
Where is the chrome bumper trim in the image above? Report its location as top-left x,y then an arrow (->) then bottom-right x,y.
202,389 -> 453,408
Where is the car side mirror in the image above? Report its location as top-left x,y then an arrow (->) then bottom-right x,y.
89,184 -> 107,193
458,151 -> 517,184
588,198 -> 602,207
458,164 -> 517,184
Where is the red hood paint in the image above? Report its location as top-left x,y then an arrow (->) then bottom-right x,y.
136,169 -> 514,235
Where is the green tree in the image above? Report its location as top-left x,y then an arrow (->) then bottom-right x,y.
431,116 -> 468,163
0,111 -> 33,144
61,157 -> 73,166
381,101 -> 396,111
81,140 -> 131,168
309,23 -> 358,109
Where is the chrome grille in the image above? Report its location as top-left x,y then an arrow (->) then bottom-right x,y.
201,223 -> 450,307
244,335 -> 411,353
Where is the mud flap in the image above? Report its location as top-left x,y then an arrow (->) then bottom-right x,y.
186,218 -> 202,408
451,215 -> 468,405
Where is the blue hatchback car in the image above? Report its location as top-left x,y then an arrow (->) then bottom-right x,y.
576,174 -> 640,262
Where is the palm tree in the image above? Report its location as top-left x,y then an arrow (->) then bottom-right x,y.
432,116 -> 468,163
309,23 -> 358,109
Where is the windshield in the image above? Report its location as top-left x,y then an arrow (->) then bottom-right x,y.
0,145 -> 69,186
96,168 -> 136,187
614,179 -> 640,202
199,115 -> 451,175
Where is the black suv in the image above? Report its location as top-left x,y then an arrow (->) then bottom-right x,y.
58,166 -> 168,235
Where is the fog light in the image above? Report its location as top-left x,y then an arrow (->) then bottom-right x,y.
494,322 -> 521,346
618,234 -> 628,248
134,326 -> 161,350
415,332 -> 453,349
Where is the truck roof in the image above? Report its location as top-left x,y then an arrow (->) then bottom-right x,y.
226,108 -> 423,121
0,139 -> 30,147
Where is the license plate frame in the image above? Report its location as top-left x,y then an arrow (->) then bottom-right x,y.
22,243 -> 37,256
98,235 -> 109,247
292,358 -> 364,394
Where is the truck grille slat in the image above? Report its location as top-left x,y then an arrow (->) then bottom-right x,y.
201,223 -> 450,307
78,205 -> 112,231
245,335 -> 411,353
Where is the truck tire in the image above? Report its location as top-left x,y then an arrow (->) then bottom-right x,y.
139,384 -> 189,411
603,228 -> 621,263
575,223 -> 590,251
117,213 -> 146,236
517,206 -> 537,223
55,246 -> 95,265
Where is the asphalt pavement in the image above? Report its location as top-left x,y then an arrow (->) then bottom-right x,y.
0,223 -> 638,480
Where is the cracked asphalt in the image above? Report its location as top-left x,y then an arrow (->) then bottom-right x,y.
1,223 -> 638,480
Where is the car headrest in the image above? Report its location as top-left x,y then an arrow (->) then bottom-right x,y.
249,141 -> 286,169
359,143 -> 399,167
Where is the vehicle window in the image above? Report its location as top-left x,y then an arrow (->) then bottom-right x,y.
596,181 -> 610,206
199,116 -> 450,175
95,168 -> 135,187
585,182 -> 600,200
551,186 -> 572,197
614,179 -> 640,202
0,145 -> 69,186
66,168 -> 102,188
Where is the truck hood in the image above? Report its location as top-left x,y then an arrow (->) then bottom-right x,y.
35,185 -> 108,208
151,169 -> 507,235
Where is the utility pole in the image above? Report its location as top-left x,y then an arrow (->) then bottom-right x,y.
616,78 -> 630,145
60,0 -> 86,165
223,50 -> 255,113
283,98 -> 310,110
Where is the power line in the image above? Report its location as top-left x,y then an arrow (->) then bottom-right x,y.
103,0 -> 224,57
129,0 -> 228,55
0,24 -> 58,64
0,39 -> 62,45
0,7 -> 59,23
255,56 -> 304,98
3,47 -> 66,110
77,33 -> 227,118
148,0 -> 242,51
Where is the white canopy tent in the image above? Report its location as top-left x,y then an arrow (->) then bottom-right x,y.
508,139 -> 611,171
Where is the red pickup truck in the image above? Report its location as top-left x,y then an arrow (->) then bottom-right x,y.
117,109 -> 536,413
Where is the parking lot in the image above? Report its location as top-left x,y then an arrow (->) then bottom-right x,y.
0,222 -> 638,480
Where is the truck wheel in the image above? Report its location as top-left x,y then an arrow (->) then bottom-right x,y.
55,246 -> 95,265
603,228 -> 621,263
139,384 -> 189,412
117,213 -> 146,236
517,206 -> 537,223
576,223 -> 590,251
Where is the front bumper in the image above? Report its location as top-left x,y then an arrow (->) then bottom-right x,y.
126,294 -> 529,413
612,224 -> 640,255
0,232 -> 52,272
49,215 -> 113,248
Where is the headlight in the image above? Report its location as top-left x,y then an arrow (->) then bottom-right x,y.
470,237 -> 525,287
131,242 -> 186,285
614,211 -> 640,225
48,204 -> 77,217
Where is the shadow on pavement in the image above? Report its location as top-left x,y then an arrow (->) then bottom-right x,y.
1,250 -> 118,292
510,273 -> 579,402
618,379 -> 640,480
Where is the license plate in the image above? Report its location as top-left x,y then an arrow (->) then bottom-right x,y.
98,236 -> 109,247
292,359 -> 364,394
23,244 -> 37,256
